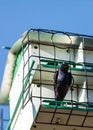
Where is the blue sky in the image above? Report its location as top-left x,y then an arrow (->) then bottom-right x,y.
0,0 -> 93,87
0,0 -> 93,129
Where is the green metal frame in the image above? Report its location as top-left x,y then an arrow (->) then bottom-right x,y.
6,60 -> 35,130
42,100 -> 93,112
40,58 -> 93,72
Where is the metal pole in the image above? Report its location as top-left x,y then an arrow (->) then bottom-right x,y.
0,109 -> 3,130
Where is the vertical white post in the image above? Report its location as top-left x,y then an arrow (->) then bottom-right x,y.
79,81 -> 87,103
76,41 -> 84,64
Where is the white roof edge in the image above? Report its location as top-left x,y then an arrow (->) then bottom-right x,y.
0,32 -> 28,105
0,52 -> 17,104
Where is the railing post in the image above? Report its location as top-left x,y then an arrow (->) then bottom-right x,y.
0,109 -> 3,130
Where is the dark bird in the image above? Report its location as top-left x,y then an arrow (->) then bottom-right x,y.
54,64 -> 73,101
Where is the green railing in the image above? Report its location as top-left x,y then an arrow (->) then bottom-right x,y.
40,58 -> 93,72
42,100 -> 93,112
6,60 -> 35,130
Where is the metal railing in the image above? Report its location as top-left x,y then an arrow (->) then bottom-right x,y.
0,107 -> 9,130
